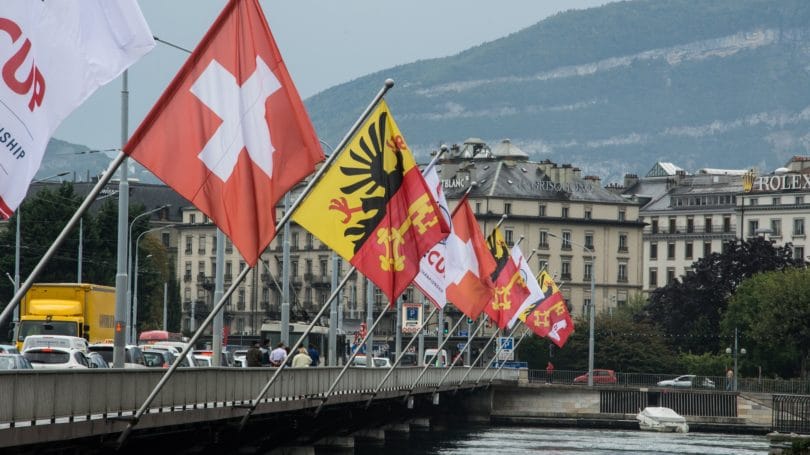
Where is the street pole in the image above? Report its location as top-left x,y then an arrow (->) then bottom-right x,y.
113,69 -> 130,367
547,231 -> 595,386
365,278 -> 374,365
133,225 -> 172,342
13,211 -> 20,328
77,218 -> 82,283
127,204 -> 170,344
213,229 -> 225,366
281,192 -> 291,346
395,294 -> 402,361
329,252 -> 338,366
162,282 -> 168,331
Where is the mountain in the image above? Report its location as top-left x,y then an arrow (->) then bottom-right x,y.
305,0 -> 810,182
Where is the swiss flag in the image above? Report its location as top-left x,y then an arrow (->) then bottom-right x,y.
124,0 -> 323,265
445,198 -> 496,320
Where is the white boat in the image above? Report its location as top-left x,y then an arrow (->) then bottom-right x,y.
636,406 -> 689,433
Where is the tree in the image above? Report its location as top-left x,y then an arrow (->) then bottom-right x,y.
643,237 -> 802,355
725,267 -> 810,379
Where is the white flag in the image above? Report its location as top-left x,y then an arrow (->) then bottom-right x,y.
0,1 -> 155,218
506,244 -> 545,329
413,165 -> 451,308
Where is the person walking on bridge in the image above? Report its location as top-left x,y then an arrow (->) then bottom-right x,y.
269,342 -> 287,367
292,346 -> 312,368
246,341 -> 262,367
546,361 -> 555,384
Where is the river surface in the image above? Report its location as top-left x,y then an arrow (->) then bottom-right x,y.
354,425 -> 770,454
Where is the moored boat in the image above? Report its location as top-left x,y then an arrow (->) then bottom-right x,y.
636,406 -> 689,433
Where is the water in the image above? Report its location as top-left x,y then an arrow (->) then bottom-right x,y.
355,425 -> 770,454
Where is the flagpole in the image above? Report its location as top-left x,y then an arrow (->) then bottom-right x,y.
432,235 -> 524,393
237,263 -> 357,430
364,306 -> 439,409
313,299 -> 392,416
460,320 -> 522,392
116,265 -> 250,446
481,326 -> 531,386
0,151 -> 127,329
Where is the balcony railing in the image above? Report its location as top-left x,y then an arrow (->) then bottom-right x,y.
645,225 -> 737,235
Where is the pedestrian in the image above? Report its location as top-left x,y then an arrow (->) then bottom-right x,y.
269,342 -> 287,367
246,341 -> 262,367
308,344 -> 320,367
726,368 -> 734,391
260,339 -> 270,366
546,361 -> 555,384
292,346 -> 312,368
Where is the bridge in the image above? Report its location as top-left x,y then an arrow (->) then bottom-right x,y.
0,366 -> 514,453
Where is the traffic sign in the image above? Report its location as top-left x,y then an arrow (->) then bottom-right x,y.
458,330 -> 468,337
497,336 -> 514,351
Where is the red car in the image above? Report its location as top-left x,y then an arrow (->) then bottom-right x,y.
573,369 -> 617,384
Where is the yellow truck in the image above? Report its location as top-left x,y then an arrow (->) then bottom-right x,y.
15,283 -> 116,351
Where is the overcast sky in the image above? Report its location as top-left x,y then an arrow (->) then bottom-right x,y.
54,0 -> 612,153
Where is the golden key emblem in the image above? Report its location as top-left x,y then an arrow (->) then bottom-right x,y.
492,271 -> 526,311
377,194 -> 438,272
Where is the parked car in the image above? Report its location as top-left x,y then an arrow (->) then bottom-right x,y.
88,344 -> 146,368
232,349 -> 248,368
657,375 -> 715,389
142,349 -> 175,368
0,344 -> 20,354
141,345 -> 194,367
23,347 -> 90,369
573,369 -> 618,384
0,353 -> 33,369
86,351 -> 109,368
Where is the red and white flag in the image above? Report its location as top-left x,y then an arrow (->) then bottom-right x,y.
413,165 -> 451,308
124,0 -> 323,266
445,198 -> 496,320
0,1 -> 154,219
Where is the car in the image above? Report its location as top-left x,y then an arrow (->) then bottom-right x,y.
351,355 -> 392,368
232,349 -> 248,368
23,347 -> 90,369
142,349 -> 176,368
88,344 -> 147,368
86,351 -> 109,368
22,335 -> 88,353
573,369 -> 618,384
0,353 -> 33,369
141,344 -> 194,367
657,374 -> 716,389
0,344 -> 20,354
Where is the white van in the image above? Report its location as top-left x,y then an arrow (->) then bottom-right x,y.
424,349 -> 449,367
22,335 -> 88,353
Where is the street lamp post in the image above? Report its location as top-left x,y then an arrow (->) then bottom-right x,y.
127,205 -> 170,344
547,231 -> 596,387
725,327 -> 746,391
132,225 -> 173,344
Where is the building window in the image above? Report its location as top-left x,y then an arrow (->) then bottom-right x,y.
185,235 -> 192,254
667,242 -> 675,260
772,197 -> 781,206
184,287 -> 191,301
705,216 -> 713,233
749,197 -> 758,206
291,232 -> 299,250
306,233 -> 314,249
190,213 -> 196,224
504,202 -> 512,215
794,246 -> 805,261
225,239 -> 233,254
225,261 -> 233,280
723,216 -> 732,233
320,258 -> 328,276
617,262 -> 628,283
162,232 -> 170,248
584,208 -> 592,220
184,262 -> 192,281
794,218 -> 805,236
237,288 -> 245,311
291,260 -> 298,277
618,209 -> 626,222
748,220 -> 759,237
561,258 -> 571,281
771,219 -> 782,237
305,258 -> 313,275
561,231 -> 572,250
703,241 -> 712,258
668,217 -> 676,233
504,228 -> 514,246
686,217 -> 694,233
618,233 -> 628,253
685,241 -> 693,259
584,233 -> 594,249
651,218 -> 659,234
561,206 -> 569,218
198,235 -> 206,254
476,202 -> 482,214
197,261 -> 205,278
648,268 -> 657,288
373,286 -> 384,305
539,230 -> 549,249
538,204 -> 546,216
650,242 -> 658,260
796,196 -> 804,205
584,262 -> 593,281
538,257 -> 548,272
305,287 -> 312,303
666,268 -> 676,284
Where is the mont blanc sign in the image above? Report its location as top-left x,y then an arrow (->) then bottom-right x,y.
441,176 -> 593,193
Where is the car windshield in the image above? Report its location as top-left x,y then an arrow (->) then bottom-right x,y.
0,357 -> 16,369
373,359 -> 389,367
17,321 -> 79,339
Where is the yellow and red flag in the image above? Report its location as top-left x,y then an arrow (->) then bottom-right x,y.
520,271 -> 574,347
292,100 -> 449,303
485,227 -> 531,329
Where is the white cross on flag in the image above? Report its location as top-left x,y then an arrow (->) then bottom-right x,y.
124,0 -> 323,265
0,1 -> 154,219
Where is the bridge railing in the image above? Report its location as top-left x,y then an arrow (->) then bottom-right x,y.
0,366 -> 515,428
528,369 -> 810,394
